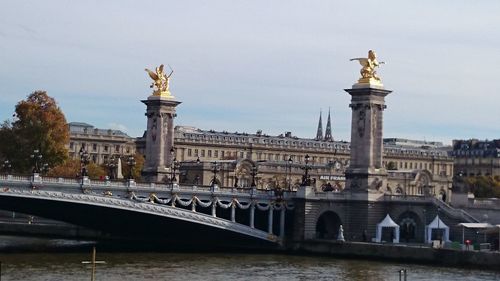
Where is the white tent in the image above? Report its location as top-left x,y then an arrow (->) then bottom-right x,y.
425,215 -> 450,243
375,214 -> 400,243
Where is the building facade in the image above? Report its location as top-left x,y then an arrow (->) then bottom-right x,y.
68,123 -> 454,200
135,125 -> 454,199
451,139 -> 500,177
67,122 -> 136,165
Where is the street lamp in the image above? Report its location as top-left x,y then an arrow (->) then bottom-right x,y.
437,207 -> 441,242
79,146 -> 90,177
170,147 -> 179,184
30,149 -> 43,173
41,163 -> 49,175
286,157 -> 293,191
302,154 -> 311,186
250,164 -> 258,188
126,155 -> 136,180
211,161 -> 220,189
2,160 -> 12,175
105,155 -> 117,180
423,209 -> 427,243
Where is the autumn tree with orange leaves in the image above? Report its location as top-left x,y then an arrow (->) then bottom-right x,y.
0,91 -> 69,173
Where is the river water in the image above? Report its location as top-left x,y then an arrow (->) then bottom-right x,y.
0,236 -> 498,281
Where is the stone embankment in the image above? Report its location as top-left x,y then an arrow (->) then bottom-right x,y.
290,240 -> 500,270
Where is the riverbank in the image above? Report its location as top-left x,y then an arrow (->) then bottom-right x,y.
289,239 -> 500,270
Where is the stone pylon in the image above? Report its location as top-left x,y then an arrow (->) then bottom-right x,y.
141,95 -> 181,183
343,85 -> 392,193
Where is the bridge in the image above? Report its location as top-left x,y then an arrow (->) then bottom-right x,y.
0,174 -> 294,249
0,172 -> 483,248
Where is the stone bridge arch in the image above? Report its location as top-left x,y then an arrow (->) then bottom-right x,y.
396,210 -> 424,242
316,211 -> 343,239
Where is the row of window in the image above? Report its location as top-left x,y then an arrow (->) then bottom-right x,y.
185,147 -> 351,166
69,142 -> 131,154
182,134 -> 349,150
385,160 -> 450,176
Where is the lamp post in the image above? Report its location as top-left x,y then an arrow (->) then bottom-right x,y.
2,160 -> 12,175
41,163 -> 49,175
437,207 -> 441,242
194,156 -> 201,186
286,157 -> 292,191
105,155 -> 117,180
79,146 -> 90,177
423,209 -> 427,243
126,155 -> 136,180
169,147 -> 180,185
211,161 -> 220,190
250,164 -> 258,187
302,154 -> 311,186
30,149 -> 43,174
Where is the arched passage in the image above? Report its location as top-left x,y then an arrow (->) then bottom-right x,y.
397,211 -> 422,243
316,211 -> 342,239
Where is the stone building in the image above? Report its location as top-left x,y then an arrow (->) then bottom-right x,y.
67,122 -> 136,165
135,125 -> 453,199
67,119 -> 453,200
451,139 -> 500,177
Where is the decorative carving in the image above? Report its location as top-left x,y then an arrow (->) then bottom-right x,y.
350,177 -> 360,189
151,117 -> 158,142
372,105 -> 377,138
357,109 -> 366,137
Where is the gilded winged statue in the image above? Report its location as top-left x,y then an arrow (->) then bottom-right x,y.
145,64 -> 174,95
350,50 -> 385,82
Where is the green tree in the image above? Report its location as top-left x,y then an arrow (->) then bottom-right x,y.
466,176 -> 500,198
0,91 -> 69,173
386,161 -> 398,170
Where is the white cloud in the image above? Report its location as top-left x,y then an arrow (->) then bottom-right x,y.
0,0 -> 499,142
107,123 -> 129,133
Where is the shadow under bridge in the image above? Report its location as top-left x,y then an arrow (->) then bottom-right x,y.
0,178 -> 295,250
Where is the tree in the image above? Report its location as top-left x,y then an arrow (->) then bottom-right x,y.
48,159 -> 107,180
0,91 -> 69,173
120,153 -> 145,181
386,161 -> 398,170
465,176 -> 500,198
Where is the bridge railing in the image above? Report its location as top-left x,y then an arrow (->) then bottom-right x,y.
0,174 -> 292,199
382,194 -> 431,202
0,174 -> 32,182
431,197 -> 479,223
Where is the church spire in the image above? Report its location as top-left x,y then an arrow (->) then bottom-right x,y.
324,107 -> 333,141
315,110 -> 323,141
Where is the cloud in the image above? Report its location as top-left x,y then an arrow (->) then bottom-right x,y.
0,1 -> 499,144
107,123 -> 129,133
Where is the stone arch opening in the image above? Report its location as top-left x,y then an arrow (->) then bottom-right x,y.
316,211 -> 342,239
397,211 -> 421,243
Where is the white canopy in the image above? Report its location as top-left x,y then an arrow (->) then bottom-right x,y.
457,223 -> 492,229
375,214 -> 400,243
425,215 -> 450,243
458,223 -> 493,244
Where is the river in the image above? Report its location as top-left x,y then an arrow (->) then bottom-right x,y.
0,236 -> 498,281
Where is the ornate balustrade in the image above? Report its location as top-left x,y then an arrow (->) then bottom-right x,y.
0,174 -> 295,243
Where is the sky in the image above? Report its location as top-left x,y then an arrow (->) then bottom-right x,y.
1,1 -> 499,144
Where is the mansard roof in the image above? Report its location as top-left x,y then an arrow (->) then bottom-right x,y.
68,122 -> 130,138
174,125 -> 450,158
